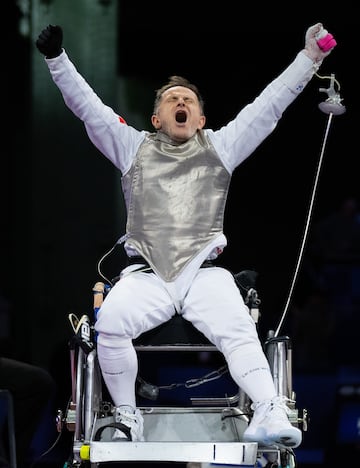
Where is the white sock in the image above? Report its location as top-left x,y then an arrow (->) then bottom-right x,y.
97,339 -> 138,408
227,347 -> 277,403
118,405 -> 136,413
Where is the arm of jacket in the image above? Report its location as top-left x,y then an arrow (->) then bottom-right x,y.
207,51 -> 319,174
44,49 -> 145,175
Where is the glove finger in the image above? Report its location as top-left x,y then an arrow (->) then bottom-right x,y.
38,29 -> 51,41
305,22 -> 322,40
36,37 -> 47,48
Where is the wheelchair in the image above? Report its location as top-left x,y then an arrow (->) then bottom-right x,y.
60,269 -> 308,468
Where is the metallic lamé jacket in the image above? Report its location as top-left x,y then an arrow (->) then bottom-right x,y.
122,130 -> 231,282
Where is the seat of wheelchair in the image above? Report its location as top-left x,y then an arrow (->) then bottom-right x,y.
133,313 -> 218,351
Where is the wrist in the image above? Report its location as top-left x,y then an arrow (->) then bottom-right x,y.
46,48 -> 63,59
302,47 -> 323,64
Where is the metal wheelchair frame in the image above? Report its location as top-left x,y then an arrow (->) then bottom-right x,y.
60,272 -> 308,468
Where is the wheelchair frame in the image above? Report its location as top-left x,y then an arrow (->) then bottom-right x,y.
61,273 -> 307,468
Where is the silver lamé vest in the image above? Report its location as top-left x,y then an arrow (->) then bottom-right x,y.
121,130 -> 231,282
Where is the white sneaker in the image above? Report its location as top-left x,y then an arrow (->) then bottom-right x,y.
243,396 -> 302,448
112,407 -> 144,442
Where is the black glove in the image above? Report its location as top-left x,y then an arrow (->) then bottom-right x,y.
36,25 -> 63,59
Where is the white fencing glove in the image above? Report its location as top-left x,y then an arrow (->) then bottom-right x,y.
304,23 -> 337,63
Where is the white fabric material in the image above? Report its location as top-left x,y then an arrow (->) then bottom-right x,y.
226,347 -> 277,403
96,268 -> 259,351
95,267 -> 275,407
96,339 -> 138,408
46,50 -> 315,179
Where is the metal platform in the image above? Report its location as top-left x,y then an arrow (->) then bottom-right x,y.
74,407 -> 266,466
88,441 -> 259,465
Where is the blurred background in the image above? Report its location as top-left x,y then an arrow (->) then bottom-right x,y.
2,0 -> 360,466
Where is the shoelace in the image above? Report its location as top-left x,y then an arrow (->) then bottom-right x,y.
116,410 -> 139,424
251,395 -> 295,414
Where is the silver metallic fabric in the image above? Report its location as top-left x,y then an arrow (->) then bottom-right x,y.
121,130 -> 231,282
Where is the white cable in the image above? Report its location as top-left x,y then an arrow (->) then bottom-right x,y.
275,112 -> 335,337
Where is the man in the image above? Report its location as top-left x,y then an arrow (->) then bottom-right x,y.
35,22 -> 336,448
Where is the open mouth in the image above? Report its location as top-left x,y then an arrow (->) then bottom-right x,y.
175,110 -> 187,123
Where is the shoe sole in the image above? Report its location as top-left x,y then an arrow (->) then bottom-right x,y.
243,430 -> 301,449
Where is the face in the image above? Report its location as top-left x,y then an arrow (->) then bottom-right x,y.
151,86 -> 206,143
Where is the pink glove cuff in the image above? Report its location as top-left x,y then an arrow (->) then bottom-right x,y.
317,33 -> 337,52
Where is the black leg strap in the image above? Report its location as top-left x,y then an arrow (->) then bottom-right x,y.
94,422 -> 132,441
127,256 -> 215,270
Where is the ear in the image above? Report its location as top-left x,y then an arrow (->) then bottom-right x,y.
151,114 -> 161,129
198,115 -> 206,129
